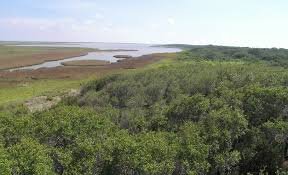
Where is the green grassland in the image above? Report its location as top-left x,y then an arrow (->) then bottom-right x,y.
0,79 -> 85,105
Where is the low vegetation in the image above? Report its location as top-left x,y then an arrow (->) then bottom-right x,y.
0,45 -> 97,69
1,45 -> 288,174
61,60 -> 110,66
0,79 -> 85,105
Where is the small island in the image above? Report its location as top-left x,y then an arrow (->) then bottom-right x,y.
113,55 -> 133,59
61,60 -> 110,66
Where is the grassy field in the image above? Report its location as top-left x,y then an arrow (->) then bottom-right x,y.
0,78 -> 85,105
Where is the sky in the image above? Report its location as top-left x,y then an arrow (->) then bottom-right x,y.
0,0 -> 288,48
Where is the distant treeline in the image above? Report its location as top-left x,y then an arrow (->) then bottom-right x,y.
164,44 -> 288,67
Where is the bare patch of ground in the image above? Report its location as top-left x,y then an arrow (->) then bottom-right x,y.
25,89 -> 80,112
25,96 -> 61,112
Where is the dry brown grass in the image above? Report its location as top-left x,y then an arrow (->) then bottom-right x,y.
0,45 -> 98,69
61,60 -> 110,66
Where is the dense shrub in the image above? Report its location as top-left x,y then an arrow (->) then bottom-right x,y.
2,46 -> 288,174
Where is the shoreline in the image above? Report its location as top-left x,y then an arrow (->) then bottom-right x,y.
0,52 -> 178,80
2,49 -> 138,71
3,52 -> 90,71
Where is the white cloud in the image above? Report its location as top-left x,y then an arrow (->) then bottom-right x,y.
103,26 -> 112,32
167,17 -> 175,25
41,0 -> 99,10
83,19 -> 96,25
0,17 -> 140,42
94,13 -> 105,20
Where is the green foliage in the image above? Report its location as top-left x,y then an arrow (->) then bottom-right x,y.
0,145 -> 12,175
168,94 -> 210,124
76,58 -> 288,174
3,46 -> 288,174
8,138 -> 54,175
173,45 -> 288,67
102,131 -> 179,174
243,86 -> 288,126
177,123 -> 210,174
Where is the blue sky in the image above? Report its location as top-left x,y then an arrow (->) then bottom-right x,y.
0,0 -> 288,48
